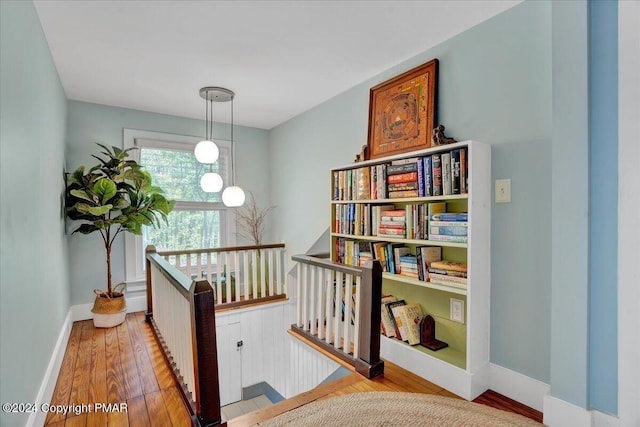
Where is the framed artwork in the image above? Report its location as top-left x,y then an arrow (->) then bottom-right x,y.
367,59 -> 438,159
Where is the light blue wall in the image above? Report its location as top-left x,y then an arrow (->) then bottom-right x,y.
588,0 -> 618,415
66,101 -> 270,305
0,2 -> 70,425
550,0 -> 590,408
270,1 -> 553,383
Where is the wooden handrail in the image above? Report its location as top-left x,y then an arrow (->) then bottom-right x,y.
291,254 -> 364,276
158,242 -> 285,256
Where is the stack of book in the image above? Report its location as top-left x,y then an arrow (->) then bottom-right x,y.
398,255 -> 419,278
386,160 -> 419,199
428,260 -> 468,287
428,212 -> 468,243
377,210 -> 406,237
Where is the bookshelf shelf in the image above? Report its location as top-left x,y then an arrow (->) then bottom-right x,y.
382,272 -> 467,295
380,335 -> 466,369
330,233 -> 468,248
330,194 -> 469,205
329,140 -> 491,400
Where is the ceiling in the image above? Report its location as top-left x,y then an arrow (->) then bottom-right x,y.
34,1 -> 520,130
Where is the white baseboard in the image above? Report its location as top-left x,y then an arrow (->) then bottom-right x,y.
27,310 -> 72,427
543,394 -> 592,427
489,363 -> 550,412
71,295 -> 147,321
592,410 -> 619,427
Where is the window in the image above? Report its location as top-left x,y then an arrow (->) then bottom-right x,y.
123,130 -> 235,287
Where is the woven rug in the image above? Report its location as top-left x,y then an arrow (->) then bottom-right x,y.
261,392 -> 544,427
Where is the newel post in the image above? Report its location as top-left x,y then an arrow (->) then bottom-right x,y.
355,260 -> 384,379
190,279 -> 225,427
145,245 -> 156,322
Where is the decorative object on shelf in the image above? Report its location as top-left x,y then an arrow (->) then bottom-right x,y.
367,59 -> 439,159
432,124 -> 458,146
194,87 -> 246,207
354,144 -> 369,162
65,144 -> 175,328
419,314 -> 448,351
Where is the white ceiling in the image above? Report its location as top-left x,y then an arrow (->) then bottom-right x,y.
34,1 -> 520,130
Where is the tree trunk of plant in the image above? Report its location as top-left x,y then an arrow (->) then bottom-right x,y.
106,242 -> 112,296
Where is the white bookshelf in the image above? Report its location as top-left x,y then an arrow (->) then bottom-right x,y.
329,140 -> 491,400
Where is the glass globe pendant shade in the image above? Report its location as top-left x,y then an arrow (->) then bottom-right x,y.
194,140 -> 219,164
222,186 -> 245,207
200,172 -> 223,193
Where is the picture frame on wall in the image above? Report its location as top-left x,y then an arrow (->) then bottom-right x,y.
367,59 -> 438,160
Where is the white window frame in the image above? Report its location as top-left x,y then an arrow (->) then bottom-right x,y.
123,129 -> 236,288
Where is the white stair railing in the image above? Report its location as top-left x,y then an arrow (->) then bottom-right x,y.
291,254 -> 384,378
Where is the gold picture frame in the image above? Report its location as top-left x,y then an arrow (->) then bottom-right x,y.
367,59 -> 438,159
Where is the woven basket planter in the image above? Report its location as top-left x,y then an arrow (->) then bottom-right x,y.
91,287 -> 127,328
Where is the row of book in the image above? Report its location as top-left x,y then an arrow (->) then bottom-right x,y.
332,147 -> 469,201
334,238 -> 468,287
334,201 -> 468,242
381,296 -> 424,345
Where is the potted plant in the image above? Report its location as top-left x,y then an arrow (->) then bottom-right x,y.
65,144 -> 174,328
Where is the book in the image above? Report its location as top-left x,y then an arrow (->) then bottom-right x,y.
418,246 -> 442,281
416,157 -> 425,197
383,210 -> 407,217
391,157 -> 421,165
428,273 -> 468,286
395,303 -> 423,345
428,234 -> 468,243
378,222 -> 405,229
384,300 -> 406,339
387,172 -> 418,184
428,268 -> 467,278
432,153 -> 442,196
380,295 -> 398,337
377,228 -> 405,236
429,220 -> 469,227
388,190 -> 420,199
356,167 -> 371,200
451,149 -> 461,195
372,205 -> 395,235
442,152 -> 452,196
430,260 -> 468,273
460,148 -> 468,194
429,225 -> 468,236
391,304 -> 410,341
423,156 -> 433,197
387,163 -> 418,175
393,247 -> 410,273
429,212 -> 468,222
386,243 -> 405,274
387,182 -> 419,191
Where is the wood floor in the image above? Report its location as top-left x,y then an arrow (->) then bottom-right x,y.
48,312 -> 542,426
45,312 -> 192,427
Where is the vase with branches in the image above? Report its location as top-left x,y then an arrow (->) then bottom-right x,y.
235,192 -> 274,297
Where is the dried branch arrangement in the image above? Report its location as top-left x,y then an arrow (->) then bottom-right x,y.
235,192 -> 275,246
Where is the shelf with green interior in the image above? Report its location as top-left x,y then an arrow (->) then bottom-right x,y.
380,335 -> 466,369
330,194 -> 469,204
381,272 -> 467,295
330,233 -> 468,249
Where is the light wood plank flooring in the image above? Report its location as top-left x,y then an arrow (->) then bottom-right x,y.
48,312 -> 542,426
45,313 -> 191,427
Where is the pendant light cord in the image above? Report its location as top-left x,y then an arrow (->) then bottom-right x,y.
231,97 -> 236,186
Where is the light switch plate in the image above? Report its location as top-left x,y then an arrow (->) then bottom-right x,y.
450,298 -> 465,323
495,179 -> 511,203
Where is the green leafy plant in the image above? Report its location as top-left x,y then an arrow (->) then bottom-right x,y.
65,144 -> 175,297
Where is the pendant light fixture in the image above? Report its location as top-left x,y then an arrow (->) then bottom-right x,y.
194,86 -> 244,206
